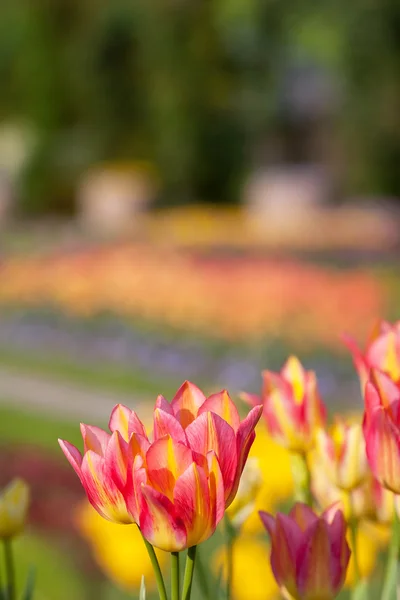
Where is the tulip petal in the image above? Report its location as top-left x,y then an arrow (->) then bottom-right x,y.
129,432 -> 150,459
207,451 -> 225,525
324,509 -> 350,590
289,503 -> 318,531
58,439 -> 83,479
282,356 -> 306,403
259,511 -> 276,538
153,408 -> 187,444
105,430 -> 129,490
146,436 -> 193,500
127,457 -> 147,522
369,331 -> 400,381
171,381 -> 206,428
154,394 -> 173,414
342,333 -> 369,388
174,462 -> 212,546
229,405 -> 264,503
80,424 -> 110,456
270,514 -> 302,596
239,392 -> 262,408
303,373 -> 326,431
186,412 -> 237,502
364,408 -> 400,493
109,404 -> 132,439
139,485 -> 187,552
128,411 -> 148,439
297,520 -> 335,600
198,390 -> 240,432
370,370 -> 400,418
81,450 -> 133,523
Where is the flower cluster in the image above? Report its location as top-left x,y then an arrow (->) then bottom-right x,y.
59,382 -> 262,552
54,318 -> 400,600
0,244 -> 384,345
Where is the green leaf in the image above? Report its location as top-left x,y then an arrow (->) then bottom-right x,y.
350,579 -> 369,600
21,566 -> 36,600
139,575 -> 146,600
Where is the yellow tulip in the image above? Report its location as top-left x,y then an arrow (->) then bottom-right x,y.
0,479 -> 30,539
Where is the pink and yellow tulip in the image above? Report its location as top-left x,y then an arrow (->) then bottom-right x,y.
363,369 -> 400,493
344,319 -> 400,391
243,356 -> 326,452
259,503 -> 350,600
315,419 -> 369,491
59,381 -> 262,551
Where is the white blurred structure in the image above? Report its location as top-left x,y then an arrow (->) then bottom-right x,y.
77,164 -> 158,235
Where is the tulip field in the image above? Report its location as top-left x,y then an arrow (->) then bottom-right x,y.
1,240 -> 400,599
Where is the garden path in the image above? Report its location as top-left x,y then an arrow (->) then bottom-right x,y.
0,366 -> 137,422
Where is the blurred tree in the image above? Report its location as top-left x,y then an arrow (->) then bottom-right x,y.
0,0 -> 400,213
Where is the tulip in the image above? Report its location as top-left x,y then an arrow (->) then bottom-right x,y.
344,319 -> 400,391
310,453 -> 375,522
363,369 -> 400,493
60,381 -> 262,552
0,479 -> 30,539
315,419 -> 369,491
242,356 -> 326,453
259,503 -> 351,600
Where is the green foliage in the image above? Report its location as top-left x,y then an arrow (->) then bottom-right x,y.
1,0 -> 400,212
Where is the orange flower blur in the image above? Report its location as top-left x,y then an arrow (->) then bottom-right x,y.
243,357 -> 326,452
59,381 -> 262,551
259,503 -> 350,600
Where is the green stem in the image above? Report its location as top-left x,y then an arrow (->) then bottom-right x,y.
141,535 -> 168,600
3,539 -> 15,600
381,509 -> 400,600
192,547 -> 209,599
182,546 -> 197,600
226,534 -> 234,600
290,452 -> 312,505
171,552 -> 180,600
348,491 -> 360,585
225,513 -> 237,600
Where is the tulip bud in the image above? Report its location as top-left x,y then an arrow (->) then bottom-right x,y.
259,503 -> 351,600
315,419 -> 369,491
242,356 -> 326,453
0,479 -> 30,539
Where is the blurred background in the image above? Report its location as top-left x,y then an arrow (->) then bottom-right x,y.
0,1 -> 400,598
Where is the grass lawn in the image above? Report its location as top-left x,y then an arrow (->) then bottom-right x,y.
0,403 -> 82,451
0,346 -> 181,399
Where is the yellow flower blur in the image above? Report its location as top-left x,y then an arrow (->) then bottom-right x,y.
0,478 -> 30,539
213,536 -> 279,600
241,423 -> 294,534
227,458 -> 262,528
345,523 -> 386,587
76,502 -> 167,591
